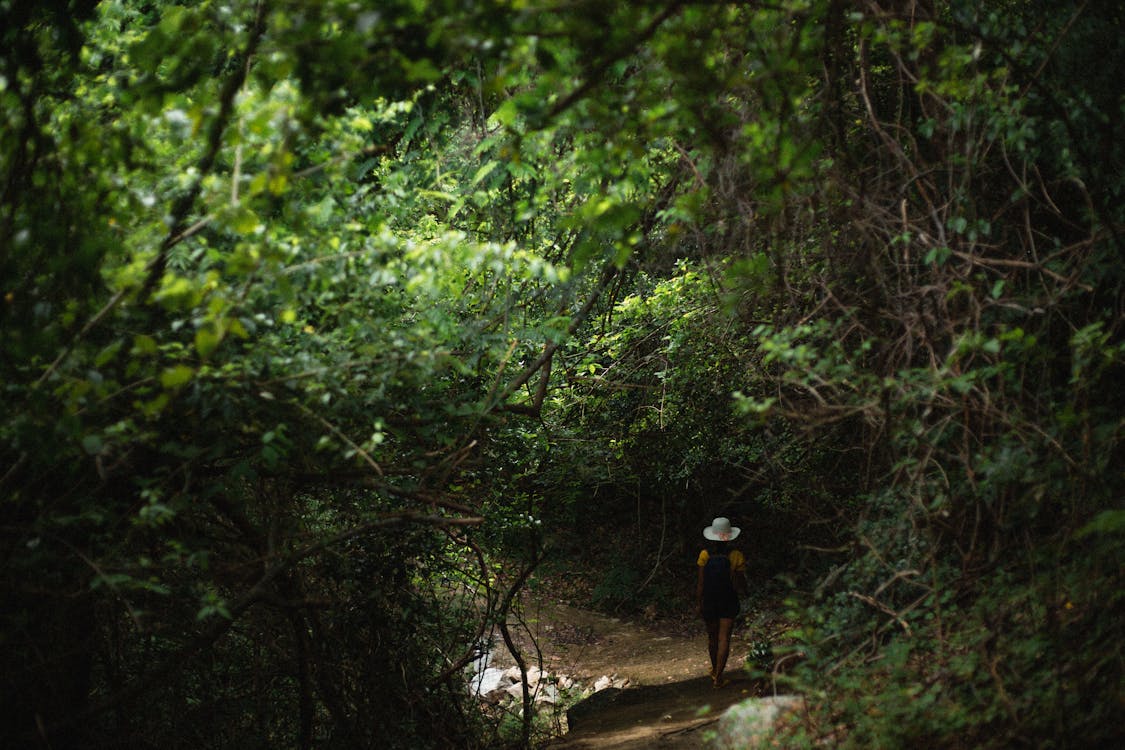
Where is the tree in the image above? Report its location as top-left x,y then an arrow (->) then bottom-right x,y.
0,1 -> 586,746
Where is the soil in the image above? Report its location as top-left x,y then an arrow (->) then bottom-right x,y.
554,672 -> 766,750
490,600 -> 780,749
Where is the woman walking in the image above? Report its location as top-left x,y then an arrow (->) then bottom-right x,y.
696,517 -> 747,688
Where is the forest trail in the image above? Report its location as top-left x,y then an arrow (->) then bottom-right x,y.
493,603 -> 773,748
551,672 -> 762,749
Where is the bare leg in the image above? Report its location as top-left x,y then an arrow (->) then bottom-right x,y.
705,619 -> 720,677
713,617 -> 734,687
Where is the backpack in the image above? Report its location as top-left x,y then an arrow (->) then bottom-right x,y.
702,552 -> 735,601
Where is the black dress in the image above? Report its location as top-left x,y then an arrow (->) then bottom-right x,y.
700,550 -> 740,620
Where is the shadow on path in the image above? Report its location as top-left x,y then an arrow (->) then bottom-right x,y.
552,671 -> 765,749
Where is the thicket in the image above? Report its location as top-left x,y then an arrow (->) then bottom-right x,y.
1,1 -> 1121,749
547,3 -> 1124,747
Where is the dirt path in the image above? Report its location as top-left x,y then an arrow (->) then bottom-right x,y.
493,602 -> 770,749
553,672 -> 763,749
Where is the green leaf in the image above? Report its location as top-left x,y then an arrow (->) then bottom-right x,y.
471,161 -> 501,186
95,340 -> 123,367
132,334 -> 159,356
924,246 -> 952,265
491,99 -> 519,129
195,325 -> 221,359
1075,510 -> 1125,538
82,434 -> 104,455
160,365 -> 195,389
229,206 -> 261,235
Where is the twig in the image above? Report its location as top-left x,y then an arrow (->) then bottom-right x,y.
296,402 -> 384,478
848,591 -> 911,635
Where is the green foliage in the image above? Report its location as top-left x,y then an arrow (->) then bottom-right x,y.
590,563 -> 643,612
709,2 -> 1125,747
0,1 -> 607,747
2,0 -> 1122,748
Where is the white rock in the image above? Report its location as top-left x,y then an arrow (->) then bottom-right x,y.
470,667 -> 508,696
502,666 -> 523,683
557,674 -> 574,690
593,675 -> 613,692
712,695 -> 806,749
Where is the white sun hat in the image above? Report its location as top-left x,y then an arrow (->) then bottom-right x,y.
703,517 -> 740,541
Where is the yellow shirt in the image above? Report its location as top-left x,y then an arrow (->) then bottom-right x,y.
697,549 -> 746,571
